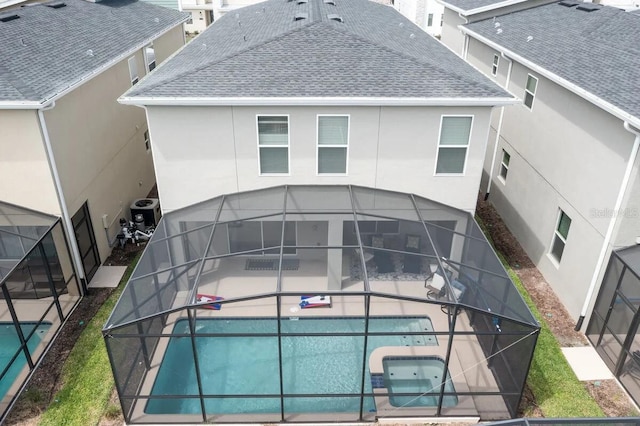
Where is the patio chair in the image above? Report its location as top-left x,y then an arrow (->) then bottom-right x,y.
371,235 -> 394,273
403,234 -> 422,274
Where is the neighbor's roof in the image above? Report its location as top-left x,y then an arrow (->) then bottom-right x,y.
0,0 -> 188,107
463,1 -> 640,124
437,0 -> 531,15
121,0 -> 514,106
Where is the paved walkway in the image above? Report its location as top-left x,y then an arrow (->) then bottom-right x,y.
88,265 -> 127,288
562,346 -> 614,381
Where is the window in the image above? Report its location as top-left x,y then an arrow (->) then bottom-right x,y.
492,54 -> 499,76
499,149 -> 510,181
435,116 -> 472,175
550,210 -> 571,263
524,74 -> 538,110
144,130 -> 150,152
228,221 -> 296,255
145,44 -> 156,72
128,57 -> 138,85
427,13 -> 433,27
257,115 -> 289,174
317,115 -> 349,174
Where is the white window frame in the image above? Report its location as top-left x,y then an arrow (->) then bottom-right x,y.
498,149 -> 510,183
144,130 -> 151,153
144,43 -> 156,72
492,54 -> 499,77
524,74 -> 538,110
128,56 -> 138,86
256,114 -> 290,176
316,114 -> 349,176
434,115 -> 473,176
549,209 -> 571,265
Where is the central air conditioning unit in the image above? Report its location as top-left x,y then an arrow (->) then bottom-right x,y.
130,198 -> 161,227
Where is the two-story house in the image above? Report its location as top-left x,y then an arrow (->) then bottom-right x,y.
119,0 -> 515,214
0,0 -> 188,288
394,0 -> 445,37
456,1 -> 640,403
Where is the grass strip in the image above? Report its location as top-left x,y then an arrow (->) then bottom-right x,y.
39,254 -> 140,426
476,216 -> 603,417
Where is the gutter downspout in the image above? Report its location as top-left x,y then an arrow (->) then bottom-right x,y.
575,121 -> 640,331
485,52 -> 513,200
37,103 -> 88,295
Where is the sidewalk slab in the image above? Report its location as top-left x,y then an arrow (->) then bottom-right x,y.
88,266 -> 127,288
562,346 -> 614,381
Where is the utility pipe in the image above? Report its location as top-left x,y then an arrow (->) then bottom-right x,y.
575,121 -> 640,330
37,103 -> 88,295
485,52 -> 513,200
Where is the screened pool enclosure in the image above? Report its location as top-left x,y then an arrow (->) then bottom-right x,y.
104,185 -> 540,423
0,202 -> 81,422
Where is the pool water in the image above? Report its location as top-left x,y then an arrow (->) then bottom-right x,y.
146,316 -> 436,415
0,322 -> 51,401
383,357 -> 457,407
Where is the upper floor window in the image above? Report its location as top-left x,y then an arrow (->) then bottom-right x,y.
524,74 -> 538,110
435,116 -> 472,175
317,115 -> 349,174
492,54 -> 499,76
427,13 -> 433,27
550,209 -> 571,263
128,57 -> 138,85
257,115 -> 289,174
144,130 -> 150,152
499,149 -> 510,181
145,44 -> 156,72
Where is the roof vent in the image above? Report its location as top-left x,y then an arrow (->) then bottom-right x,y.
328,14 -> 343,22
558,0 -> 579,6
47,2 -> 67,7
296,0 -> 308,4
576,3 -> 601,11
294,12 -> 308,20
0,14 -> 19,22
324,0 -> 336,4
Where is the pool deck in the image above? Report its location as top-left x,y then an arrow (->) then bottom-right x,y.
125,259 -> 510,423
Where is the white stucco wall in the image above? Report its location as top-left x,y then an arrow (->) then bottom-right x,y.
465,37 -> 638,320
0,110 -> 60,215
146,105 -> 495,214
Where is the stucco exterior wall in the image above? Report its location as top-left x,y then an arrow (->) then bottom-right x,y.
465,39 -> 637,319
146,105 -> 494,214
42,27 -> 184,262
0,110 -> 59,215
440,7 -> 466,55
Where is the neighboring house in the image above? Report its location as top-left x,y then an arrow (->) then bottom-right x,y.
394,0 -> 445,37
457,1 -> 640,403
119,0 -> 515,216
437,0 -> 556,56
0,0 -> 188,287
595,0 -> 640,9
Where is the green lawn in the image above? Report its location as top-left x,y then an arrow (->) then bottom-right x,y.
39,255 -> 139,426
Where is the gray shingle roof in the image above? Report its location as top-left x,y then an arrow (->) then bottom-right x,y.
124,0 -> 512,102
439,0 -> 526,14
0,0 -> 188,104
464,2 -> 640,122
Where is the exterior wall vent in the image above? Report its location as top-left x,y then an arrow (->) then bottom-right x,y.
558,0 -> 579,6
327,14 -> 343,22
47,2 -> 67,8
294,12 -> 308,20
0,14 -> 19,22
576,3 -> 601,11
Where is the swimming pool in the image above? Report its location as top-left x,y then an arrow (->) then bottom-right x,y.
0,322 -> 51,401
383,356 -> 457,407
146,316 -> 437,415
